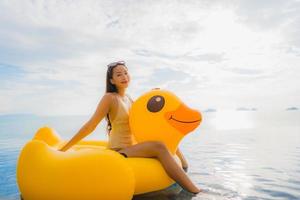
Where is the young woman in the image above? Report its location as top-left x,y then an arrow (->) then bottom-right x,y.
59,61 -> 201,194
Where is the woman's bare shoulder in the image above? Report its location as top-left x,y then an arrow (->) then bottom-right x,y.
102,92 -> 116,100
104,92 -> 116,98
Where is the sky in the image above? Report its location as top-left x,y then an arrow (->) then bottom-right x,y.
0,0 -> 299,115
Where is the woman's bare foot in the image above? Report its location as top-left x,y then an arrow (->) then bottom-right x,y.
191,188 -> 202,194
183,185 -> 202,194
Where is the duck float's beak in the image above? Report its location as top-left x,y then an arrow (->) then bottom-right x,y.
164,103 -> 202,135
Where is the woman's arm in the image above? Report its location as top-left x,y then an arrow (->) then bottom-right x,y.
176,148 -> 189,172
59,93 -> 113,151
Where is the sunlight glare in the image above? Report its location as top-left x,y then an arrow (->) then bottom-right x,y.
213,110 -> 254,130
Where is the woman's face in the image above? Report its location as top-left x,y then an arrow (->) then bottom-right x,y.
110,65 -> 130,89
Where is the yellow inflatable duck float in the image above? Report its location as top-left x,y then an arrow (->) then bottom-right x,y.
17,89 -> 202,200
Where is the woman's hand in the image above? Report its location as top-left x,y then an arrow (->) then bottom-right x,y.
59,144 -> 68,152
180,156 -> 189,172
182,162 -> 189,172
176,148 -> 189,172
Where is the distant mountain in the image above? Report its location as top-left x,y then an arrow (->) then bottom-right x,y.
286,107 -> 298,111
236,107 -> 257,111
0,113 -> 38,119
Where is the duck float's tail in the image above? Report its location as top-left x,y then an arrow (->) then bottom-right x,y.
32,126 -> 62,147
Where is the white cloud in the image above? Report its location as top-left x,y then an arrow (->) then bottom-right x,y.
0,0 -> 299,115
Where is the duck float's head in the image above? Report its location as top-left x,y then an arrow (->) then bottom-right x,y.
129,89 -> 202,154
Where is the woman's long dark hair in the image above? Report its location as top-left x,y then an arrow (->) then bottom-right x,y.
105,63 -> 128,134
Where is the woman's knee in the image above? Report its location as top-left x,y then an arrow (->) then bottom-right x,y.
148,141 -> 168,153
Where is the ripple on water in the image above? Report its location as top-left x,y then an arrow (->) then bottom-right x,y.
243,196 -> 276,200
264,183 -> 300,195
253,186 -> 300,200
254,177 -> 275,183
261,167 -> 285,174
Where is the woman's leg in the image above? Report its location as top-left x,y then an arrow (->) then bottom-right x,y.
118,141 -> 201,194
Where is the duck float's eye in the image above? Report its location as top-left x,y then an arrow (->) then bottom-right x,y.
147,95 -> 165,113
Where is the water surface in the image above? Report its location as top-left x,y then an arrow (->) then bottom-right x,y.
0,111 -> 299,200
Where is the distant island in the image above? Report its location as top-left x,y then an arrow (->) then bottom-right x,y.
203,108 -> 217,113
286,107 -> 299,111
236,107 -> 257,111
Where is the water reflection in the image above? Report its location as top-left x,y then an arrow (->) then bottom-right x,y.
212,110 -> 254,130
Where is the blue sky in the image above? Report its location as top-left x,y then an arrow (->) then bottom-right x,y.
0,0 -> 299,115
